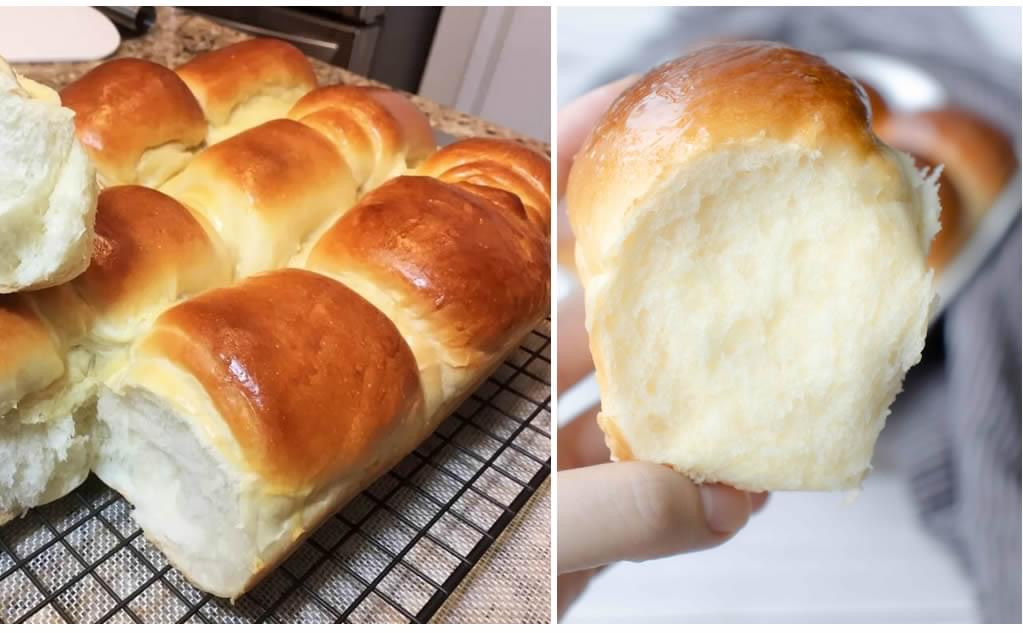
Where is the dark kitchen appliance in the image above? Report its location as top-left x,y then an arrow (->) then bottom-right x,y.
183,6 -> 442,93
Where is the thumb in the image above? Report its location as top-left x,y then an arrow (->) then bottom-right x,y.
557,461 -> 752,574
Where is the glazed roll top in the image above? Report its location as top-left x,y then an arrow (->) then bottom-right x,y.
176,38 -> 318,144
304,175 -> 550,414
161,119 -> 356,278
68,186 -> 231,346
60,58 -> 207,187
417,138 -> 552,233
288,85 -> 436,191
95,269 -> 425,595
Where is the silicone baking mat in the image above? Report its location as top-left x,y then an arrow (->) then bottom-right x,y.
0,319 -> 551,623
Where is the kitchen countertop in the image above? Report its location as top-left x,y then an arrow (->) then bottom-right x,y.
12,6 -> 549,156
10,6 -> 550,624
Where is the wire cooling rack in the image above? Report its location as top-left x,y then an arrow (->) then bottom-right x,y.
0,319 -> 551,624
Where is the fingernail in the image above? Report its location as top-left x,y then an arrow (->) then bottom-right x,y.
699,484 -> 750,534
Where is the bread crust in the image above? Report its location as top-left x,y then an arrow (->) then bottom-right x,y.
175,38 -> 317,126
306,176 -> 550,363
136,269 -> 423,491
418,138 -> 552,232
60,58 -> 206,185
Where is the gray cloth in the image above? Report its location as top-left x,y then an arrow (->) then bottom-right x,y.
590,7 -> 1022,623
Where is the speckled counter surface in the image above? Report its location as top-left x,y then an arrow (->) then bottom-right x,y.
13,6 -> 549,156
11,6 -> 550,624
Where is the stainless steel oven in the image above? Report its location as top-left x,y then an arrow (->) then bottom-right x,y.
182,6 -> 441,93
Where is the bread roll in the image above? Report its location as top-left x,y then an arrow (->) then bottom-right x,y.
161,119 -> 356,278
303,175 -> 550,414
176,38 -> 318,144
417,138 -> 552,233
59,58 -> 206,187
69,186 -> 232,346
567,42 -> 939,491
94,269 -> 425,597
1,57 -> 97,293
875,108 -> 1017,222
288,85 -> 435,191
0,294 -> 92,523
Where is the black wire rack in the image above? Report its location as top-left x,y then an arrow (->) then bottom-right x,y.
0,319 -> 551,624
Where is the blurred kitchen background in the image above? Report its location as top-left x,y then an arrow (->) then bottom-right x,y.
558,6 -> 1021,624
185,6 -> 550,142
0,6 -> 550,142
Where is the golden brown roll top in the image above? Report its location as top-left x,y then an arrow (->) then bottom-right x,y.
417,138 -> 552,233
161,119 -> 356,278
125,269 -> 424,491
67,186 -> 231,344
0,295 -> 64,416
288,85 -> 434,191
176,38 -> 318,144
60,58 -> 206,187
568,42 -> 887,262
876,108 -> 1018,221
304,176 -> 549,410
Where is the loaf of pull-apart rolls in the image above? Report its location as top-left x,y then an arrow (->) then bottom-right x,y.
0,38 -> 550,598
567,42 -> 937,492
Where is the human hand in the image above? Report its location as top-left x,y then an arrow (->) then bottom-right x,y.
557,79 -> 768,618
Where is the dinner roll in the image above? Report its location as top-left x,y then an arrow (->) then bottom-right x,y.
875,108 -> 1018,222
94,269 -> 424,597
161,119 -> 355,278
417,138 -> 552,233
0,294 -> 92,524
176,38 -> 318,144
70,186 -> 232,346
59,58 -> 206,187
303,175 -> 550,414
288,85 -> 434,191
567,42 -> 939,491
1,57 -> 97,293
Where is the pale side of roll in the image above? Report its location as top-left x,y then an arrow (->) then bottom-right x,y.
0,56 -> 97,293
567,42 -> 940,491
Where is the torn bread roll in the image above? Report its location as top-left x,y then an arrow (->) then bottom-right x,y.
567,42 -> 939,491
0,56 -> 97,293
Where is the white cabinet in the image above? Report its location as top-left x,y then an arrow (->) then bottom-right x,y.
419,7 -> 550,142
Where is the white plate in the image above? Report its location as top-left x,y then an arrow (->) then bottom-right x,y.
0,7 -> 120,63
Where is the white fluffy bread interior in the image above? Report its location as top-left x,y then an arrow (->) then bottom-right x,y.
93,358 -> 388,598
0,348 -> 97,524
588,141 -> 939,491
0,59 -> 97,291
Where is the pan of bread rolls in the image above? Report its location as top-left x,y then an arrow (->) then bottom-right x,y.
1,37 -> 551,602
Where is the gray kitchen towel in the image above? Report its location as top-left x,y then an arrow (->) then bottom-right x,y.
586,7 -> 1022,623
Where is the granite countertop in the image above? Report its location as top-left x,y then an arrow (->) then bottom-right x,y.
12,6 -> 549,156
